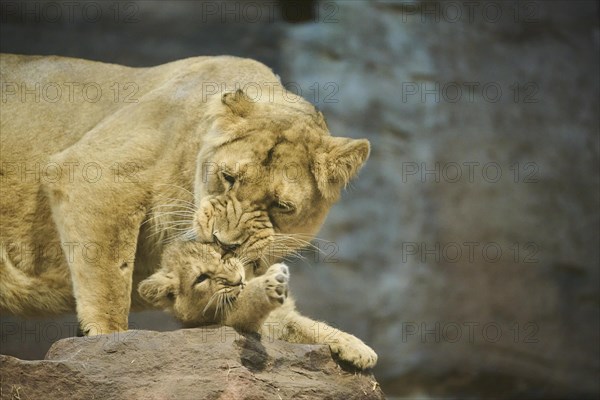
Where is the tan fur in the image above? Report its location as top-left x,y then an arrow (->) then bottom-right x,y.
137,242 -> 247,326
0,54 -> 374,367
141,239 -> 377,369
138,241 -> 290,333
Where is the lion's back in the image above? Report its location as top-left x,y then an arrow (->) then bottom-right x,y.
0,54 -> 280,160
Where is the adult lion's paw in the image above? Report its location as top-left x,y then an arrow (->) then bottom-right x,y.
328,332 -> 378,370
263,263 -> 289,305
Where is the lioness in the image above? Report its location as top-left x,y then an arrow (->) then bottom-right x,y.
0,54 -> 375,368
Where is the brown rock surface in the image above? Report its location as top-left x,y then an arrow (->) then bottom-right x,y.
0,327 -> 384,400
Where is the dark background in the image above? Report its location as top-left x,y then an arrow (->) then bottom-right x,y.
1,1 -> 599,399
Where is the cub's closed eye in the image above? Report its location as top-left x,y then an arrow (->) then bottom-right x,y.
221,171 -> 236,188
195,273 -> 210,285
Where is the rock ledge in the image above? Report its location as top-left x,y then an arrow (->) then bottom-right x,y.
0,327 -> 384,399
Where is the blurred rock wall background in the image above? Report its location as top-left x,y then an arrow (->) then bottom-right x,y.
1,1 -> 598,398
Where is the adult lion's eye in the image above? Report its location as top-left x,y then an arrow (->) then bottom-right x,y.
272,200 -> 295,214
221,171 -> 236,189
194,273 -> 210,285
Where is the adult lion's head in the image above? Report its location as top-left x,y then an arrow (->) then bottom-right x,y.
193,88 -> 369,270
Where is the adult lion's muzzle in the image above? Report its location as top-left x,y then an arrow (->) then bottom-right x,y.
193,194 -> 274,261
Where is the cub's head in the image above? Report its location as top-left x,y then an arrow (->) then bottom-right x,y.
193,89 -> 370,269
138,241 -> 245,326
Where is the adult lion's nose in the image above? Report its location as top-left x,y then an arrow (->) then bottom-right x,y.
212,233 -> 241,253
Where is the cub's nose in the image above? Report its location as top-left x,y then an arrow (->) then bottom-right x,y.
233,276 -> 245,287
212,233 -> 241,253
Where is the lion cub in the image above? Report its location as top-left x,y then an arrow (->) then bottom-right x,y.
139,240 -> 378,370
138,241 -> 289,332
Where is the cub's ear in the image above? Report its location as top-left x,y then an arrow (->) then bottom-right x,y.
313,137 -> 370,201
138,271 -> 178,309
221,89 -> 254,118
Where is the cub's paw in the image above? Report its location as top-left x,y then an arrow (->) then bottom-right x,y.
328,332 -> 378,370
263,263 -> 289,306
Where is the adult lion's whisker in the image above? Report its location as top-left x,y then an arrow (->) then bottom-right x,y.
142,212 -> 194,228
151,196 -> 195,206
144,195 -> 199,243
271,235 -> 327,255
162,229 -> 197,245
148,209 -> 195,216
152,201 -> 197,211
142,218 -> 189,229
273,233 -> 331,245
150,201 -> 195,208
146,225 -> 192,240
154,184 -> 196,198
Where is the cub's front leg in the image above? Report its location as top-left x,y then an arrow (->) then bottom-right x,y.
225,263 -> 289,332
264,300 -> 378,370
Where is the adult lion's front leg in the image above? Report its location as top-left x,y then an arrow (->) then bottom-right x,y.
46,172 -> 147,335
43,123 -> 158,335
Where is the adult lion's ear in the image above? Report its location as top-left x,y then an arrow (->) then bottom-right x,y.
138,271 -> 178,309
313,137 -> 370,201
221,89 -> 254,118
